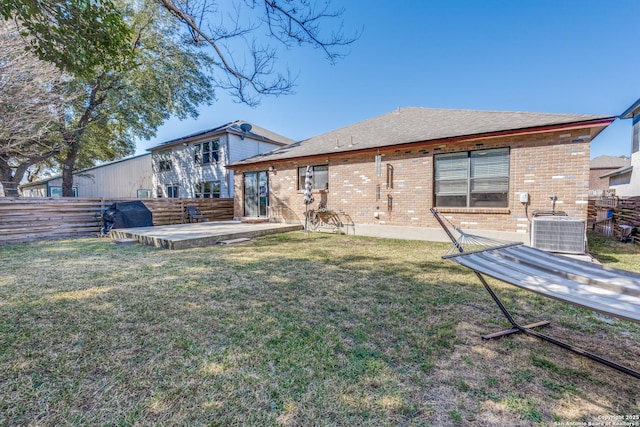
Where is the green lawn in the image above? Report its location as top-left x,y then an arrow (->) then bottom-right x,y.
1,232 -> 639,426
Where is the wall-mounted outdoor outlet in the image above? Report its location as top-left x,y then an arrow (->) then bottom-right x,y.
519,192 -> 529,203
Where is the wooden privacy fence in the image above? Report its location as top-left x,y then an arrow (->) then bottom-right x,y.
0,197 -> 234,243
590,196 -> 640,244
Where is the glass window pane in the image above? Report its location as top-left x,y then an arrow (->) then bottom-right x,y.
470,192 -> 508,208
49,187 -> 62,197
470,177 -> 509,193
313,165 -> 328,190
435,152 -> 468,180
298,167 -> 305,190
194,144 -> 201,164
211,140 -> 219,162
435,179 -> 468,195
436,195 -> 467,207
471,148 -> 509,178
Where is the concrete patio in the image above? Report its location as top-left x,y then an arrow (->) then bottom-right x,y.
109,220 -> 303,249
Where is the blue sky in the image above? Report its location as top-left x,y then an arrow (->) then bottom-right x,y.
137,0 -> 640,159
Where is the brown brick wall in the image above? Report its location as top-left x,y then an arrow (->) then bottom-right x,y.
232,129 -> 592,235
589,168 -> 616,192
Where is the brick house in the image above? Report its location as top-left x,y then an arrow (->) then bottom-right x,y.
227,107 -> 614,242
589,155 -> 630,196
149,121 -> 293,199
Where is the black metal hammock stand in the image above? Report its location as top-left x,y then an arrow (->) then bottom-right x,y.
431,208 -> 640,379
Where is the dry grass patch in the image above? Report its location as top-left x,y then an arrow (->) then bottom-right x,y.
0,231 -> 639,426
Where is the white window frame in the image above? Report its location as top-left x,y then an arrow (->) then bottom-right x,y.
194,180 -> 221,198
166,185 -> 179,198
194,140 -> 220,165
48,186 -> 78,197
157,150 -> 172,172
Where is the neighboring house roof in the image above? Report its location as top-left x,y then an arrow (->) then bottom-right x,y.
20,153 -> 151,189
229,107 -> 615,167
148,120 -> 294,151
600,165 -> 633,179
621,98 -> 640,119
590,155 -> 630,169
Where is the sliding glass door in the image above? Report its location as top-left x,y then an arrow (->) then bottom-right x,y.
243,171 -> 269,217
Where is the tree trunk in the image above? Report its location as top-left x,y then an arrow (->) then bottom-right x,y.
0,148 -> 61,197
1,163 -> 32,197
61,145 -> 78,197
0,174 -> 20,197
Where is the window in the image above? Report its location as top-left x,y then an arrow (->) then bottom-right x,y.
157,150 -> 172,171
194,181 -> 221,198
49,186 -> 78,197
137,189 -> 151,198
434,148 -> 509,208
194,140 -> 220,165
298,165 -> 329,190
166,185 -> 179,198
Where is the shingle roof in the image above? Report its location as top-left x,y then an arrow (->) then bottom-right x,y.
230,107 -> 614,166
148,120 -> 294,151
590,155 -> 630,169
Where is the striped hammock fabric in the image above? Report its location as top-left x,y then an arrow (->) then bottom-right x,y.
444,243 -> 640,324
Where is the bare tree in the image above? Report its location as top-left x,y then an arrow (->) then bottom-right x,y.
158,0 -> 359,105
0,20 -> 76,196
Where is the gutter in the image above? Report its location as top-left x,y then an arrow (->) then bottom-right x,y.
600,165 -> 633,179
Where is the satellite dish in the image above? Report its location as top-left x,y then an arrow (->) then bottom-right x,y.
240,123 -> 252,133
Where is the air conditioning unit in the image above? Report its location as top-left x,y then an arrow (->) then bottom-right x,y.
531,217 -> 586,254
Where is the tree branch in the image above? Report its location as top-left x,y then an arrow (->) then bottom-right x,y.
157,0 -> 358,105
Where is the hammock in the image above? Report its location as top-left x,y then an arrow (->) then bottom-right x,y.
431,208 -> 640,379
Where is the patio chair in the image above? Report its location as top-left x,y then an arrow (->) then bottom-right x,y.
186,205 -> 204,223
431,208 -> 640,379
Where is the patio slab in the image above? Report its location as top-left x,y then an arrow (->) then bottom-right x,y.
109,221 -> 303,249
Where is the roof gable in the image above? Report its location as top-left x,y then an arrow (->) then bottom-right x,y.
230,107 -> 615,166
621,98 -> 640,119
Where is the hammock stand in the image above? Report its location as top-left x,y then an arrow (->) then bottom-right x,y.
431,208 -> 640,379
